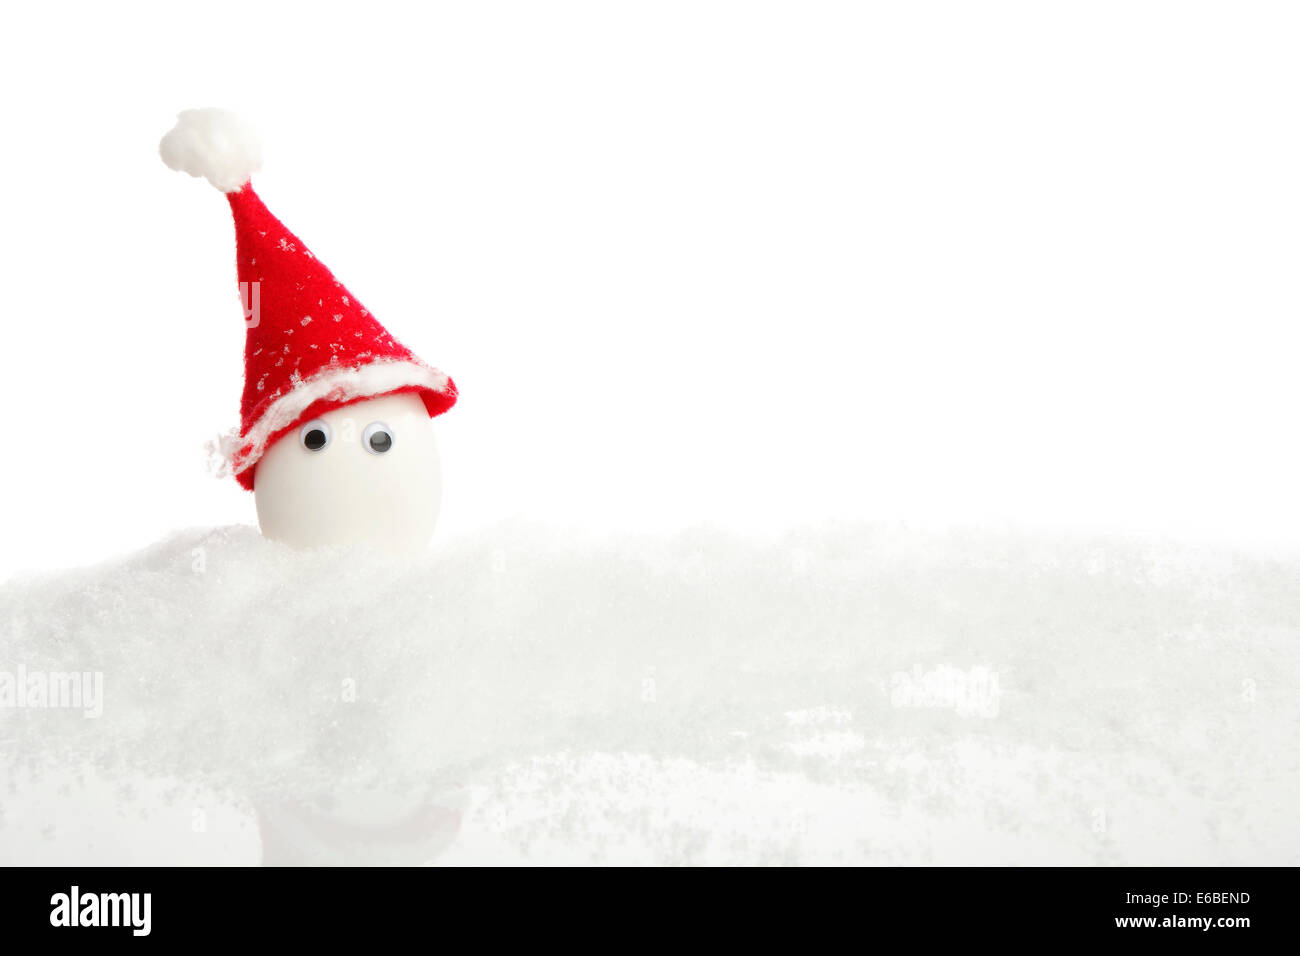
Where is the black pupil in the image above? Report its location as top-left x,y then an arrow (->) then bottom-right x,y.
369,431 -> 392,453
304,429 -> 327,450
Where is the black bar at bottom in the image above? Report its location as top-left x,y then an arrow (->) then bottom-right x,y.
0,866 -> 1287,943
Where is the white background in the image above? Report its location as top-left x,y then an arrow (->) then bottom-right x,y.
2,0 -> 1298,579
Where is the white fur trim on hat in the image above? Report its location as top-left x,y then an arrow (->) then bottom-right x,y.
227,359 -> 452,478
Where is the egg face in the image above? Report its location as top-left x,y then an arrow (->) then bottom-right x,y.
253,392 -> 442,551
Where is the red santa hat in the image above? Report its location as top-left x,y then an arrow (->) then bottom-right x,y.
160,108 -> 457,490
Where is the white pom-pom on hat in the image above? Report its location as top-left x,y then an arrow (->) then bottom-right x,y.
159,108 -> 262,193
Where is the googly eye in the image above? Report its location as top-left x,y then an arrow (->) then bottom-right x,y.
299,419 -> 332,451
362,421 -> 394,455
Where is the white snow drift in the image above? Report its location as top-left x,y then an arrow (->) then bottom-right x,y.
1,523 -> 1297,865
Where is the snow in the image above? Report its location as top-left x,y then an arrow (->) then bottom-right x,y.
1,523 -> 1297,865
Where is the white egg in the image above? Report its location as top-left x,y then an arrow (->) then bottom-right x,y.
253,392 -> 442,551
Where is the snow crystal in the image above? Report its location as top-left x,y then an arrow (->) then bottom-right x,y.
1,523 -> 1297,865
